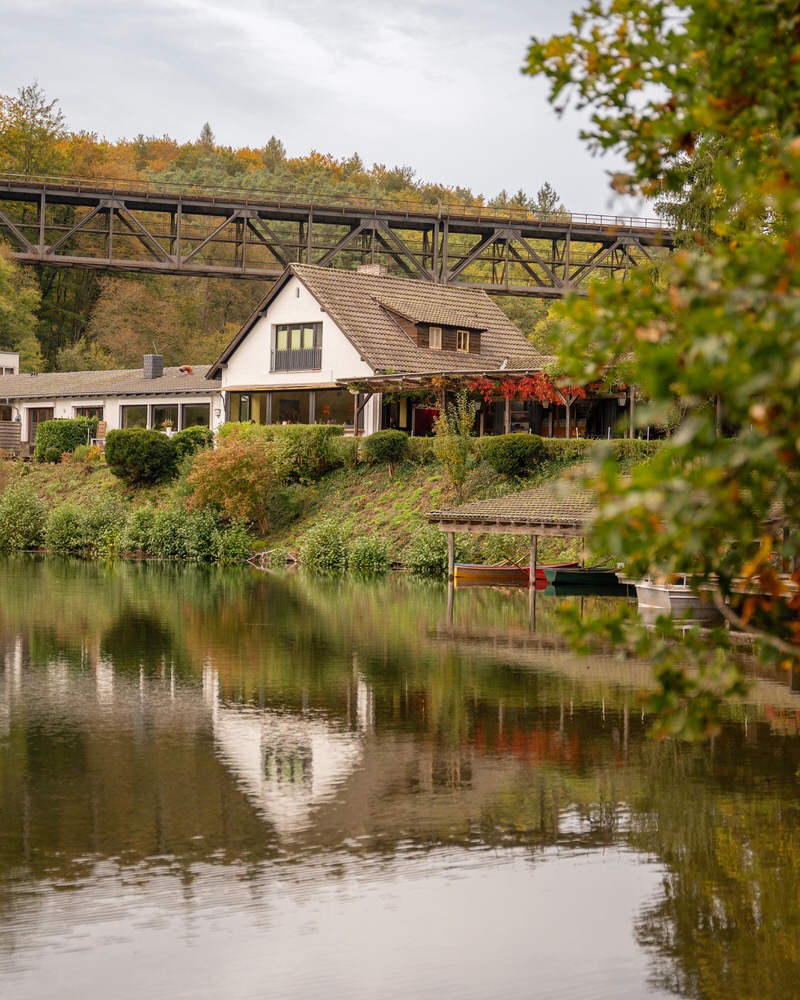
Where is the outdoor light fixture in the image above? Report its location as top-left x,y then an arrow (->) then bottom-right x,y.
214,408 -> 221,418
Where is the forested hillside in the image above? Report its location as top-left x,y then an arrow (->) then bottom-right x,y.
0,83 -> 558,372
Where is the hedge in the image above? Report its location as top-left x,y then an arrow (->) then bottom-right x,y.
34,417 -> 98,462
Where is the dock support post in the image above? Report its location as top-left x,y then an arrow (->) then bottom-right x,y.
529,534 -> 538,589
447,531 -> 455,582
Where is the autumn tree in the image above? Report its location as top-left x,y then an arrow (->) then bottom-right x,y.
0,82 -> 67,177
525,0 -> 800,737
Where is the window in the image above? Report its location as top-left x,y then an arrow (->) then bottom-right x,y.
182,403 -> 210,427
75,406 -> 103,420
152,405 -> 179,431
456,329 -> 470,353
272,323 -> 322,371
429,326 -> 442,350
121,405 -> 147,429
314,389 -> 354,426
27,407 -> 54,442
0,405 -> 11,421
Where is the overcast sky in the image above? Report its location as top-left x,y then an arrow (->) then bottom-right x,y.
1,0 -> 648,218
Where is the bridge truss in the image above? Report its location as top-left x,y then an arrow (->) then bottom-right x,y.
0,177 -> 672,298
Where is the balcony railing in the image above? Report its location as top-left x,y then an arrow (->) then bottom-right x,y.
271,347 -> 322,372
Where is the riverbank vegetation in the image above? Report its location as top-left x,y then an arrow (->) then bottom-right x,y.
0,424 -> 658,573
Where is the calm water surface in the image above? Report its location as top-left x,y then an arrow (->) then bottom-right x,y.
1,556 -> 799,999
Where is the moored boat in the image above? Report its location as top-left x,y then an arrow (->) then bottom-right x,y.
453,561 -> 580,588
632,575 -> 724,623
543,565 -> 620,587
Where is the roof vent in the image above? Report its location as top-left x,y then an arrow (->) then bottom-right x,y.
143,354 -> 164,379
356,263 -> 389,277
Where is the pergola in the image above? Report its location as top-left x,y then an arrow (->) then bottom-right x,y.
338,368 -> 635,438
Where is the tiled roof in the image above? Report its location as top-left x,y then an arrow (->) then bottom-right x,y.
0,365 -> 220,401
429,481 -> 598,534
208,264 -> 543,377
294,265 -> 541,373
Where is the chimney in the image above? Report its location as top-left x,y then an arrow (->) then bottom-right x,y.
143,354 -> 164,379
356,263 -> 389,277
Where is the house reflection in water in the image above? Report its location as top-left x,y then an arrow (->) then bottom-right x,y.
206,663 -> 372,838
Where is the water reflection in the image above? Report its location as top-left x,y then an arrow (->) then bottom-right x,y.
1,556 -> 800,999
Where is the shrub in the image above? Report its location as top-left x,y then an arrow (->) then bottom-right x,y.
331,435 -> 361,469
120,505 -> 156,554
406,437 -> 437,465
172,425 -> 214,462
186,435 -> 282,535
213,519 -> 254,564
0,483 -> 47,550
404,525 -> 469,579
34,417 -> 97,462
147,507 -> 193,560
349,535 -> 390,576
298,518 -> 349,574
217,421 -> 276,443
362,430 -> 408,474
83,495 -> 127,556
105,429 -> 178,485
479,433 -> 546,478
45,502 -> 93,555
181,508 -> 224,561
271,424 -> 345,482
433,390 -> 476,500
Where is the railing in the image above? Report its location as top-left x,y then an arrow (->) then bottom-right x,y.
0,172 -> 673,233
271,348 -> 322,372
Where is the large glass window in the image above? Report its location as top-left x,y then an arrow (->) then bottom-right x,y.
0,405 -> 12,421
182,403 -> 210,427
152,405 -> 179,431
121,405 -> 148,429
272,391 -> 310,424
272,323 -> 322,371
315,389 -> 354,426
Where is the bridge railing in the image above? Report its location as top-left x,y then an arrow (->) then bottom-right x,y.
0,172 -> 673,233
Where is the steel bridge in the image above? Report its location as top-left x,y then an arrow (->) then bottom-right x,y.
0,176 -> 673,298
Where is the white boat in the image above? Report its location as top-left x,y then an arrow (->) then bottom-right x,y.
630,575 -> 724,623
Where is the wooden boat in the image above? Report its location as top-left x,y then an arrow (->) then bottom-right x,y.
454,561 -> 580,588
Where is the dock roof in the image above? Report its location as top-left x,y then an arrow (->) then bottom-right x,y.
428,480 -> 598,537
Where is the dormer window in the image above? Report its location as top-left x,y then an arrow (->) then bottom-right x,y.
456,330 -> 470,353
429,326 -> 442,350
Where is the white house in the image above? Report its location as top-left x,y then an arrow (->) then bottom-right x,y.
208,264 -> 544,436
0,354 -> 223,455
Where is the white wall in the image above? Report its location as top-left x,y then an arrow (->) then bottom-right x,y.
221,275 -> 373,390
0,351 -> 20,375
19,392 -> 224,439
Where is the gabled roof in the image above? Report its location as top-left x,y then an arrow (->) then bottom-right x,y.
208,264 -> 542,378
0,365 -> 220,402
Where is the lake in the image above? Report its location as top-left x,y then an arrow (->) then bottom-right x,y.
1,556 -> 799,999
